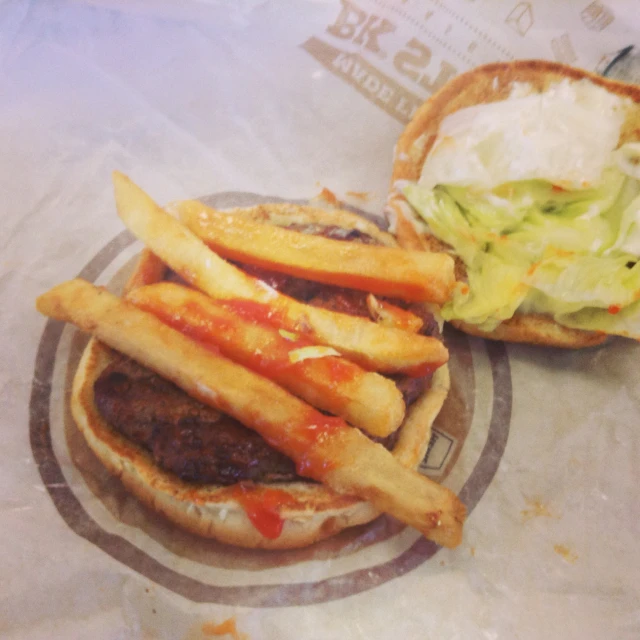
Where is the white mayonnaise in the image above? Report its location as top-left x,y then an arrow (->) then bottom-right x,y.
419,79 -> 627,191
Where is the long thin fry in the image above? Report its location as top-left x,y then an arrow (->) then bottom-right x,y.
176,199 -> 455,304
112,172 -> 448,375
36,279 -> 465,546
127,282 -> 405,436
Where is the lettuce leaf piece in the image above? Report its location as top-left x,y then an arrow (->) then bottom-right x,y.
614,142 -> 640,181
547,167 -> 627,220
444,168 -> 626,234
404,183 -> 530,329
403,183 -> 481,265
556,299 -> 640,339
442,253 -> 530,331
525,255 -> 640,310
508,172 -> 636,255
404,172 -> 640,333
608,192 -> 640,256
506,210 -> 612,258
442,183 -> 537,233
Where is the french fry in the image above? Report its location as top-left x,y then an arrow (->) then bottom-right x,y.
112,172 -> 448,375
127,282 -> 405,437
176,199 -> 455,304
36,279 -> 465,547
366,294 -> 424,333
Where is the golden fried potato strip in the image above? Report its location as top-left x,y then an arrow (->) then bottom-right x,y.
176,199 -> 455,304
112,172 -> 448,375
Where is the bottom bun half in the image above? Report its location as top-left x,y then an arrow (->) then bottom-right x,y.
71,203 -> 451,549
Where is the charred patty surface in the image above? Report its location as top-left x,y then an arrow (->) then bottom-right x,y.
94,355 -> 299,484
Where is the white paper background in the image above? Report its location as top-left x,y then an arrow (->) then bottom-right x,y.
1,1 -> 639,638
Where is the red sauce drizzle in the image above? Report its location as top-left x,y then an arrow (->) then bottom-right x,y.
220,299 -> 286,329
374,299 -> 423,332
135,299 -> 229,356
266,411 -> 344,479
137,297 -> 357,385
608,304 -> 622,315
403,359 -> 445,378
322,356 -> 359,384
527,262 -> 540,277
227,484 -> 300,540
136,293 -> 350,477
226,415 -> 346,538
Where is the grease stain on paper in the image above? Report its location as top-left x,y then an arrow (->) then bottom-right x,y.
314,186 -> 340,207
346,190 -> 371,202
521,496 -> 558,522
184,617 -> 249,640
554,544 -> 578,564
313,185 -> 373,207
201,617 -> 248,640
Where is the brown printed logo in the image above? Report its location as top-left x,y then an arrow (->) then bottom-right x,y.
551,33 -> 578,65
301,0 -> 463,124
30,192 -> 512,605
300,0 -> 516,125
505,2 -> 534,36
302,37 -> 423,123
581,2 -> 614,31
326,1 -> 396,57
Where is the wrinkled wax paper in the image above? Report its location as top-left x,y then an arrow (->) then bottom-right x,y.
1,1 -> 639,638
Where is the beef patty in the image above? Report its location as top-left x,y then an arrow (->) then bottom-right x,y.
94,222 -> 440,485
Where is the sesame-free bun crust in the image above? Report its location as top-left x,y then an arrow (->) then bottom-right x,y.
72,204 -> 450,549
388,60 -> 640,349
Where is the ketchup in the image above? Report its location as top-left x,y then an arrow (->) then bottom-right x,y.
264,411 -> 344,479
225,413 -> 344,538
201,617 -> 247,640
162,301 -> 236,340
220,299 -> 286,329
227,483 -> 300,539
135,296 -> 357,386
323,356 -> 359,384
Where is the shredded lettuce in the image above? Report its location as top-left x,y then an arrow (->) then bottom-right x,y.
525,255 -> 640,311
608,192 -> 640,256
443,168 -> 626,234
403,184 -> 481,265
404,172 -> 640,338
615,142 -> 640,181
443,255 -> 530,331
555,299 -> 640,338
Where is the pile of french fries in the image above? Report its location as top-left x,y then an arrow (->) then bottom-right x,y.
36,172 -> 466,548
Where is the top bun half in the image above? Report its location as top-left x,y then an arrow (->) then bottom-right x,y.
388,60 -> 640,349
